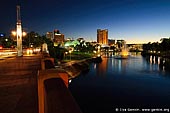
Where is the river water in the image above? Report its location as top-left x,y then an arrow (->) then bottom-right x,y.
69,53 -> 170,113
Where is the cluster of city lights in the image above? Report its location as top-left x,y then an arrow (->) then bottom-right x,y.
26,48 -> 41,55
11,30 -> 27,37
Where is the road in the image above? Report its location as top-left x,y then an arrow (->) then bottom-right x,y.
0,54 -> 41,113
0,49 -> 17,60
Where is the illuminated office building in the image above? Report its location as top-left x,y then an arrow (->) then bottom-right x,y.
46,32 -> 53,41
97,29 -> 108,44
53,29 -> 64,46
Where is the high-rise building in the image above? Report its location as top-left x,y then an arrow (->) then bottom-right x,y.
97,29 -> 108,44
53,29 -> 64,46
46,32 -> 53,41
108,39 -> 115,46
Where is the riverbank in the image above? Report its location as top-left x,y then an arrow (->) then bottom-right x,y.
141,51 -> 170,59
141,51 -> 170,72
60,56 -> 102,79
42,52 -> 102,78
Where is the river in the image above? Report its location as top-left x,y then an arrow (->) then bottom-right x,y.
69,53 -> 170,113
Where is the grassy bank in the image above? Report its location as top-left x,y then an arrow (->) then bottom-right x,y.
62,51 -> 95,62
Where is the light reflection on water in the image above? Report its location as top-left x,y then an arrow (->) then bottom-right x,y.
95,54 -> 169,77
69,53 -> 170,113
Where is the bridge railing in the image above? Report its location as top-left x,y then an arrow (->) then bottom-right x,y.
37,57 -> 82,113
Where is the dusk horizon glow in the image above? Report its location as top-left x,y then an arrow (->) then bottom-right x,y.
1,0 -> 170,44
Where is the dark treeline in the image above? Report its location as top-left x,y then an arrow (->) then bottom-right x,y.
142,38 -> 170,58
142,38 -> 170,71
0,31 -> 53,48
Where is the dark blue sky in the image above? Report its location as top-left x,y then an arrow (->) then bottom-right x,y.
1,0 -> 170,43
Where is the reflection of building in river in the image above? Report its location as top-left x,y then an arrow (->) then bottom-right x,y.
96,58 -> 128,76
114,59 -> 127,74
96,58 -> 108,76
145,55 -> 170,72
149,55 -> 160,65
108,58 -> 127,74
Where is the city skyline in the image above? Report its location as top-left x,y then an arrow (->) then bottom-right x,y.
1,0 -> 170,44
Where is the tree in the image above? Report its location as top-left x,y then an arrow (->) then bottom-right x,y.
48,45 -> 67,61
0,37 -> 14,48
74,41 -> 95,53
41,35 -> 53,49
23,31 -> 53,48
151,42 -> 160,52
23,31 -> 42,48
143,42 -> 152,52
160,38 -> 170,52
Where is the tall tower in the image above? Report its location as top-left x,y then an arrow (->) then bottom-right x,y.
97,29 -> 108,44
16,5 -> 23,56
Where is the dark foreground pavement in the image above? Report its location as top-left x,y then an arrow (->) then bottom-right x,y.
0,55 -> 41,113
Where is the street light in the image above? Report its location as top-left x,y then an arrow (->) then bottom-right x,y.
69,50 -> 72,61
69,48 -> 74,61
22,32 -> 26,37
65,52 -> 68,60
5,38 -> 8,42
12,31 -> 26,37
11,30 -> 27,55
12,31 -> 17,36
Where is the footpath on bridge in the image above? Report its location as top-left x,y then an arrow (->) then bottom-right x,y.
0,54 -> 41,113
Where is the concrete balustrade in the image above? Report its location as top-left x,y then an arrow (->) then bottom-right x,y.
38,57 -> 82,113
44,78 -> 82,113
41,57 -> 55,70
38,69 -> 69,113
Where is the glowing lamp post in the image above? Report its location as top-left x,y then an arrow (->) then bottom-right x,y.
69,48 -> 74,61
17,21 -> 23,56
11,30 -> 26,56
65,52 -> 68,60
15,5 -> 26,56
12,31 -> 26,38
69,50 -> 72,61
12,31 -> 17,36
